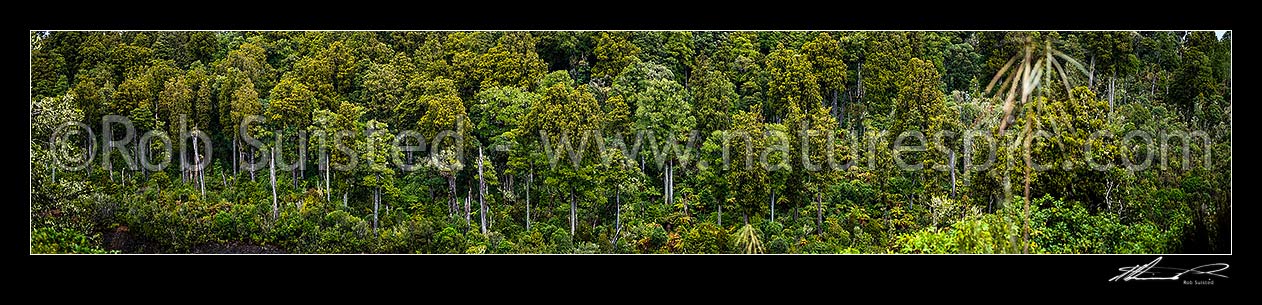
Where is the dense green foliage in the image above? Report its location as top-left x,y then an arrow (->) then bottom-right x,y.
31,31 -> 1230,254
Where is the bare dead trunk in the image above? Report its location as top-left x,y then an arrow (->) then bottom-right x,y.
373,180 -> 380,234
1108,71 -> 1116,116
570,188 -> 577,238
857,60 -> 864,104
194,131 -> 204,197
1022,117 -> 1033,254
950,149 -> 957,198
325,154 -> 331,202
615,188 -> 621,233
270,147 -> 278,221
299,133 -> 306,183
465,188 -> 472,232
663,162 -> 669,206
527,168 -> 532,230
137,135 -> 144,180
478,147 -> 487,235
1088,56 -> 1095,90
816,193 -> 823,235
448,176 -> 458,218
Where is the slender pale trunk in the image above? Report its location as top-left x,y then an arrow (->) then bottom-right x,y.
107,140 -> 114,182
816,193 -> 823,235
448,176 -> 458,218
50,140 -> 56,182
1088,56 -> 1096,89
270,147 -> 278,220
465,188 -> 472,232
950,150 -> 957,198
570,188 -> 576,237
717,198 -> 722,227
615,188 -> 621,239
1108,71 -> 1116,116
233,133 -> 239,177
250,147 -> 256,181
299,133 -> 306,184
770,189 -> 776,222
478,147 -> 487,234
527,169 -> 532,230
1022,116 -> 1033,254
373,179 -> 380,233
663,162 -> 669,206
173,140 -> 179,184
325,154 -> 331,202
138,135 -> 145,179
857,60 -> 864,104
194,131 -> 204,197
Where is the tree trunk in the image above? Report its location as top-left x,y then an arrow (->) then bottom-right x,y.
325,155 -> 331,202
663,162 -> 669,206
300,133 -> 306,184
1108,71 -> 1116,117
194,131 -> 204,197
1022,117 -> 1033,254
233,133 -> 238,177
448,176 -> 457,218
816,193 -> 823,235
717,198 -> 722,227
857,60 -> 864,105
137,135 -> 144,180
373,183 -> 380,234
1088,56 -> 1095,90
478,147 -> 487,235
106,141 -> 114,182
830,90 -> 838,119
615,188 -> 621,236
570,188 -> 577,238
950,150 -> 957,198
270,147 -> 278,221
527,169 -> 533,230
770,189 -> 776,222
465,188 -> 472,232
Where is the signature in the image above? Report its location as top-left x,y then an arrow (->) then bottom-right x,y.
1109,257 -> 1229,282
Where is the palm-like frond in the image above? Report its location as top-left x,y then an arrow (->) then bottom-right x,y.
986,36 -> 1087,133
735,223 -> 763,254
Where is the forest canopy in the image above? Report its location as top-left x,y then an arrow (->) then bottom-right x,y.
30,31 -> 1231,254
